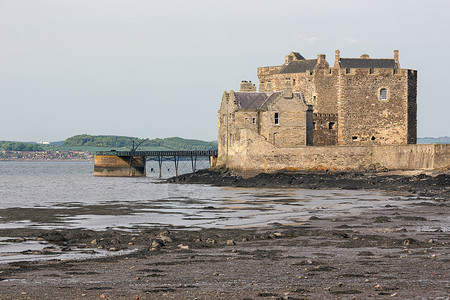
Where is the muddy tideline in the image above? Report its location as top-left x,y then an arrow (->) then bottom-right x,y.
0,169 -> 448,299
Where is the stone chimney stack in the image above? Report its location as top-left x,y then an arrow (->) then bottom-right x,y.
283,78 -> 293,99
394,50 -> 399,62
360,54 -> 370,59
316,54 -> 328,68
334,50 -> 340,67
240,80 -> 256,92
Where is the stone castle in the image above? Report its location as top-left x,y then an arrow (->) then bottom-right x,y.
218,51 -> 449,173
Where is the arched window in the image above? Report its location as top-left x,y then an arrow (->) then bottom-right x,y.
380,88 -> 388,100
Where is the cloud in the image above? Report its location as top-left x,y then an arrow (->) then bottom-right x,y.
345,37 -> 358,44
294,34 -> 319,45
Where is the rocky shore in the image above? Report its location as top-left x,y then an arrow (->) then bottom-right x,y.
168,168 -> 450,199
0,169 -> 448,299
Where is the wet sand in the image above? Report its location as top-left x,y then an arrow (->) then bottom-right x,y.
0,170 -> 448,299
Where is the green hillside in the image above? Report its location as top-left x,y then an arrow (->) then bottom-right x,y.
63,134 -> 218,151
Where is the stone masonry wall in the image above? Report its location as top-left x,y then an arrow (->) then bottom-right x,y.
407,70 -> 418,144
313,113 -> 338,146
219,128 -> 450,174
337,68 -> 409,146
259,93 -> 309,148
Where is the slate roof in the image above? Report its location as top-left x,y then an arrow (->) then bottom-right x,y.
291,52 -> 305,60
233,91 -> 305,111
279,59 -> 318,74
233,92 -> 268,109
339,58 -> 397,69
260,92 -> 304,109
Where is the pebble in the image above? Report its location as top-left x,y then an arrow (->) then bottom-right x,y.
81,293 -> 87,297
36,237 -> 45,241
21,292 -> 27,295
90,239 -> 97,245
109,248 -> 117,252
178,244 -> 189,250
226,240 -> 236,246
206,238 -> 215,245
152,239 -> 165,248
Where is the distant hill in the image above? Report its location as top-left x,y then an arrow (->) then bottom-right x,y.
63,134 -> 218,151
417,136 -> 450,144
0,141 -> 43,151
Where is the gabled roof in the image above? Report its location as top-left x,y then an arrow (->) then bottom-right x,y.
233,91 -> 306,111
279,59 -> 318,74
291,52 -> 305,60
339,58 -> 397,69
233,92 -> 268,109
261,92 -> 305,109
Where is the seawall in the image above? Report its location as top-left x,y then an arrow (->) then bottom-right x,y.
219,129 -> 450,174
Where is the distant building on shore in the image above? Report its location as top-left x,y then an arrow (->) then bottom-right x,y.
218,51 -> 449,173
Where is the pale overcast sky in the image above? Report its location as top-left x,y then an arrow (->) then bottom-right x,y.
0,0 -> 449,142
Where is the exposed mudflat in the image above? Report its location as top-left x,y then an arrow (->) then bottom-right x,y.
0,169 -> 448,299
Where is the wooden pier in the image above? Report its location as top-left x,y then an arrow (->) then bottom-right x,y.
94,150 -> 218,177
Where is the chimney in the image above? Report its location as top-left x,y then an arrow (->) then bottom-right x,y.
240,80 -> 256,92
360,54 -> 369,59
334,50 -> 340,67
283,78 -> 293,99
394,50 -> 399,63
316,54 -> 328,69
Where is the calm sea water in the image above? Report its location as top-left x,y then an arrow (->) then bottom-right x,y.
0,161 -> 427,263
0,161 -> 415,231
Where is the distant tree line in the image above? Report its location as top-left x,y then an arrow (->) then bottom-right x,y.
64,135 -> 218,150
0,141 -> 43,151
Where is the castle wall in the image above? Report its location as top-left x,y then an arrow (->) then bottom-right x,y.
220,129 -> 450,174
259,94 -> 310,148
313,113 -> 338,146
407,70 -> 418,144
337,68 -> 409,146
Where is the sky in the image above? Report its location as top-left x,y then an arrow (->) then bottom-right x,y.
1,0 -> 449,142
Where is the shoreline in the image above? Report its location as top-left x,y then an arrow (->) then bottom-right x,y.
168,168 -> 450,199
0,169 -> 448,299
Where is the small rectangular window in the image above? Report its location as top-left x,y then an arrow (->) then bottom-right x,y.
329,122 -> 335,130
274,113 -> 279,125
380,88 -> 388,100
252,118 -> 256,124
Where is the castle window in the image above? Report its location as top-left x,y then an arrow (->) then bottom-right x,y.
329,122 -> 335,130
313,122 -> 316,129
371,136 -> 376,141
274,113 -> 279,125
252,118 -> 256,124
352,136 -> 358,141
369,68 -> 374,74
380,88 -> 388,100
346,68 -> 351,74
